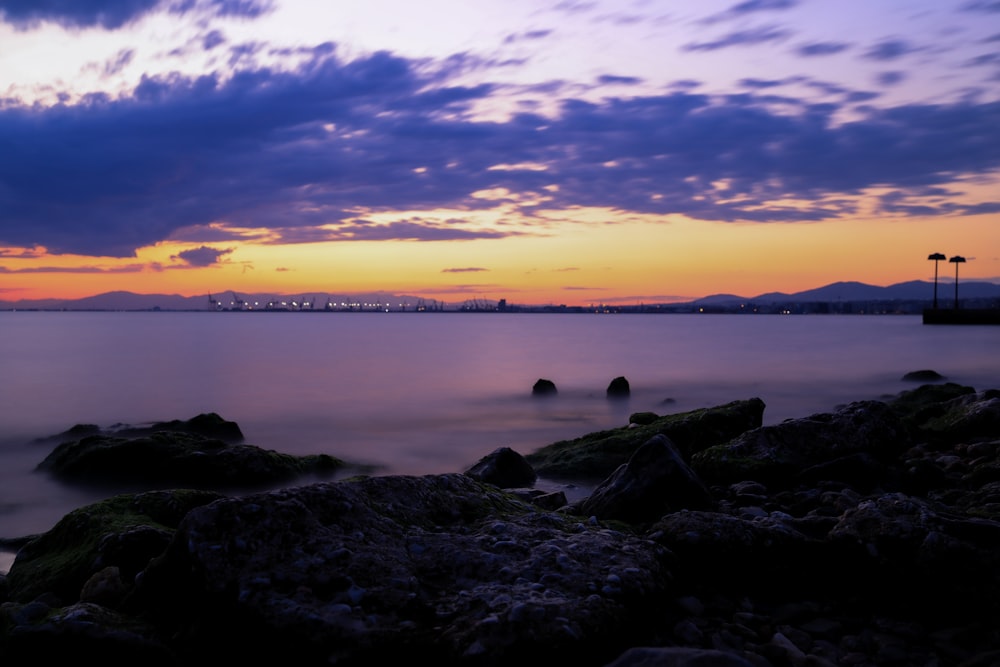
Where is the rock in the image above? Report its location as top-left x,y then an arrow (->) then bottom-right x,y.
826,492 -> 1000,610
128,474 -> 672,665
4,489 -> 224,605
886,382 -> 978,433
80,566 -> 127,607
690,400 -> 911,487
36,412 -> 245,445
532,378 -> 558,396
604,646 -> 756,666
629,412 -> 660,426
607,376 -> 631,399
6,389 -> 1000,666
525,398 -> 765,481
645,511 -> 821,595
0,601 -> 174,666
464,446 -> 538,488
571,435 -> 713,524
907,389 -> 1000,444
902,369 -> 946,382
37,430 -> 345,489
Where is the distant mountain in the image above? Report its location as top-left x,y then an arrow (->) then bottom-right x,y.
693,280 -> 1000,306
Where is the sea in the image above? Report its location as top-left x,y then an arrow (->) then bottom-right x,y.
2,310 -> 999,573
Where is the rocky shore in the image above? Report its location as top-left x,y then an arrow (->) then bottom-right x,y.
2,375 -> 999,666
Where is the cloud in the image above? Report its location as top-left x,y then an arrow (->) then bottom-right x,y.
963,1 -> 1000,12
682,25 -> 793,52
103,48 -> 136,76
0,0 -> 271,30
795,41 -> 851,57
2,49 -> 999,259
203,29 -> 226,50
0,0 -> 162,30
597,75 -> 643,86
876,71 -> 907,86
862,39 -> 921,62
442,267 -> 489,273
170,245 -> 233,266
0,263 -> 146,273
702,0 -> 798,24
503,29 -> 553,44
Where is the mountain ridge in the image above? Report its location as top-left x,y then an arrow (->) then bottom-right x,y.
693,279 -> 1000,306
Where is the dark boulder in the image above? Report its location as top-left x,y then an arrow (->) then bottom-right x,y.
532,378 -> 558,396
37,430 -> 344,490
606,376 -> 631,399
901,369 -> 946,382
464,446 -> 538,488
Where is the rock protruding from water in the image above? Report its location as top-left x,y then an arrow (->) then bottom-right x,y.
35,413 -> 344,489
606,376 -> 630,398
902,369 -> 946,382
531,378 -> 558,396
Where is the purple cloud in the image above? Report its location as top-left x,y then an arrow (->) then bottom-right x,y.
963,1 -> 1000,12
863,39 -> 920,61
171,245 -> 233,266
796,41 -> 851,57
1,48 -> 999,259
0,0 -> 270,30
682,25 -> 793,52
876,71 -> 907,87
702,0 -> 798,24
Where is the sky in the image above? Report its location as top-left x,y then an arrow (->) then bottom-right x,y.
1,0 -> 998,306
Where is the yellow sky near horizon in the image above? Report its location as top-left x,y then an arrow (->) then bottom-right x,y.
4,209 -> 997,306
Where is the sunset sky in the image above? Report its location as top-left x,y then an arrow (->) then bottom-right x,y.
1,0 -> 998,306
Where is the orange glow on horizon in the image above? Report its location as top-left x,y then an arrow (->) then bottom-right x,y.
2,208 -> 998,306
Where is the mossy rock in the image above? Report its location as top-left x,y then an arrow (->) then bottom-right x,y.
524,398 -> 765,481
886,382 -> 977,430
5,489 -> 224,604
37,431 -> 345,489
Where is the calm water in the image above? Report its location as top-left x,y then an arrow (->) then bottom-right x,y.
2,311 -> 999,569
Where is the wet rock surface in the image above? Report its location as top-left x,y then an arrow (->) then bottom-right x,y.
3,379 -> 1000,666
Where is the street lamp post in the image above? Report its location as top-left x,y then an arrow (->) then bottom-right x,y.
927,252 -> 946,309
949,255 -> 966,310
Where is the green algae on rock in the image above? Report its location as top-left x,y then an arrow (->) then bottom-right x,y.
524,398 -> 765,481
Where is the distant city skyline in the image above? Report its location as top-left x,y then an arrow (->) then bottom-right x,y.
1,1 -> 999,305
4,277 -> 999,313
